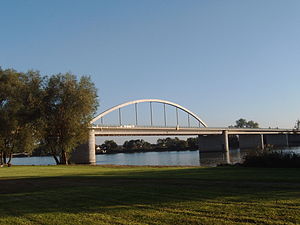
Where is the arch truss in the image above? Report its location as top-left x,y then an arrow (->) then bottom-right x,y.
91,99 -> 207,127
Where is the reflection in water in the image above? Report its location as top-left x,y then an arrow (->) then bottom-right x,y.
97,149 -> 258,166
96,150 -> 201,166
10,147 -> 300,167
199,149 -> 250,166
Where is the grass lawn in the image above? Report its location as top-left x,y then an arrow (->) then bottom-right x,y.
0,165 -> 299,225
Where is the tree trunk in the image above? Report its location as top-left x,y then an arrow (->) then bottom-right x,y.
3,152 -> 7,164
60,151 -> 68,165
0,151 -> 3,166
52,154 -> 60,165
7,152 -> 12,164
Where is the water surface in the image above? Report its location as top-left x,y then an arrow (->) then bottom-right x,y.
11,147 -> 300,167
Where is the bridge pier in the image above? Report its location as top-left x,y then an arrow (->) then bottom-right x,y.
239,134 -> 264,149
223,130 -> 229,152
88,129 -> 96,164
223,130 -> 230,164
71,129 -> 96,164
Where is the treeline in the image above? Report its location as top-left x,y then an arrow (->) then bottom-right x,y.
98,135 -> 239,154
97,137 -> 200,154
0,68 -> 98,165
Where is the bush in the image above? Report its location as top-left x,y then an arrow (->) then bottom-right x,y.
242,150 -> 300,168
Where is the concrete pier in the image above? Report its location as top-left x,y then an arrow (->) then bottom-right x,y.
239,134 -> 264,149
71,129 -> 96,164
88,129 -> 96,164
223,130 -> 229,152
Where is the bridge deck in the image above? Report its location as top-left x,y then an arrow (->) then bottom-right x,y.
91,126 -> 299,136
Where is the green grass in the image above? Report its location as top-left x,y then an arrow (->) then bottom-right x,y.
0,166 -> 299,225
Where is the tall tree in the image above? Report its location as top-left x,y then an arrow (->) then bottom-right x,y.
42,73 -> 98,164
0,69 -> 43,165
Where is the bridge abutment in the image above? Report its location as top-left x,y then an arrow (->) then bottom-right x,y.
71,129 -> 96,164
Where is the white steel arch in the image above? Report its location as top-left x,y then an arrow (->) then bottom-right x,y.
91,99 -> 208,127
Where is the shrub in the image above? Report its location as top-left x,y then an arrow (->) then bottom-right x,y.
242,150 -> 300,168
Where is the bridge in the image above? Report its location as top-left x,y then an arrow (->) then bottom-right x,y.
72,99 -> 300,164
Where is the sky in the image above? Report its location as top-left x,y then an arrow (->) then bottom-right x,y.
1,0 -> 300,132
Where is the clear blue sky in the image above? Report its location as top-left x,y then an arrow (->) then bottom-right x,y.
1,0 -> 300,128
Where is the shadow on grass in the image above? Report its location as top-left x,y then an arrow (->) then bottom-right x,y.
0,167 -> 300,221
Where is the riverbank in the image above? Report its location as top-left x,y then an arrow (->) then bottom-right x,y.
0,166 -> 299,224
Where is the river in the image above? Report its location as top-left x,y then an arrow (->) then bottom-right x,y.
10,147 -> 300,166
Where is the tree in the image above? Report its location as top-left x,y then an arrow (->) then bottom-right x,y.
246,120 -> 259,128
232,118 -> 259,128
156,137 -> 188,150
0,69 -> 21,164
42,73 -> 98,164
157,138 -> 167,148
101,140 -> 118,151
176,139 -> 188,150
123,139 -> 151,151
0,69 -> 43,165
187,137 -> 198,149
142,141 -> 151,150
234,118 -> 247,128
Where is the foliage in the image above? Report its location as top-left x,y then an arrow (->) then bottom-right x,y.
0,68 -> 98,165
42,73 -> 98,164
231,118 -> 259,128
186,137 -> 198,149
243,150 -> 300,168
123,139 -> 151,150
100,140 -> 119,151
0,69 -> 43,164
157,137 -> 187,150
